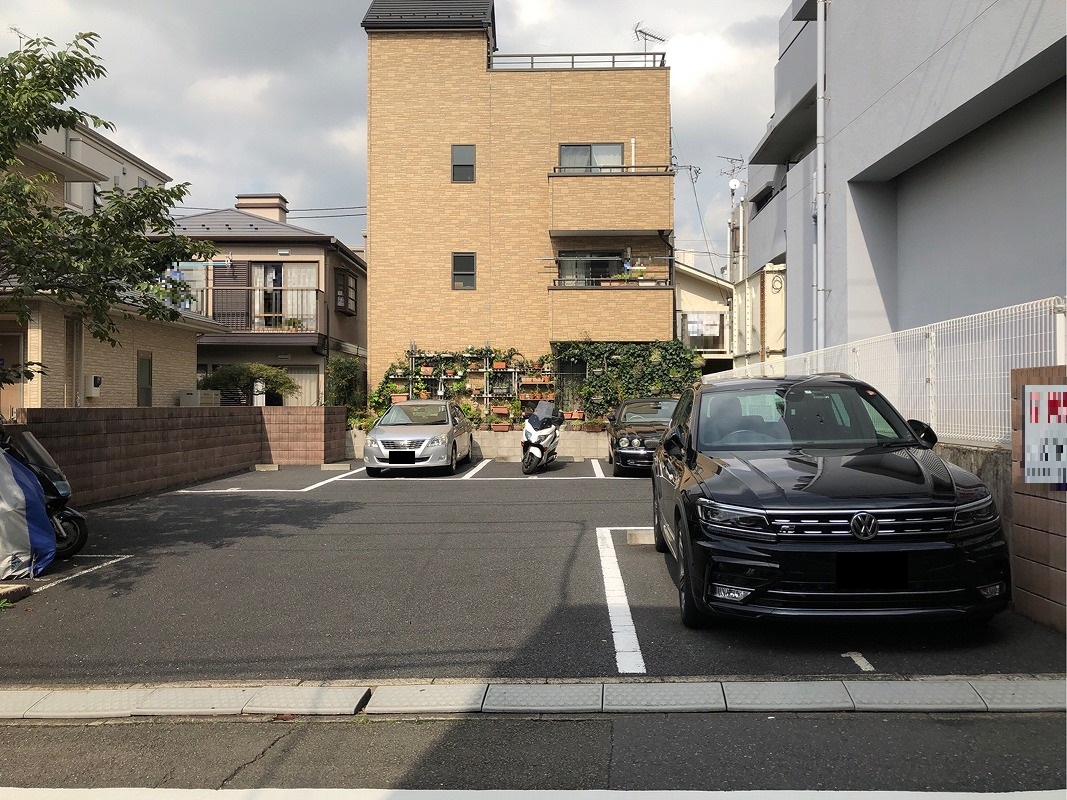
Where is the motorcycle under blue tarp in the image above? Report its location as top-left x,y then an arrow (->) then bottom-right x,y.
0,450 -> 56,579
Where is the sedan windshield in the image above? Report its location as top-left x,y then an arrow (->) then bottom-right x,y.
696,384 -> 918,450
620,399 -> 678,423
378,403 -> 450,426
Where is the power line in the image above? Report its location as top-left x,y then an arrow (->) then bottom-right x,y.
288,212 -> 367,219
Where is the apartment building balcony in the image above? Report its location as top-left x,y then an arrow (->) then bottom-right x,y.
549,165 -> 674,236
547,283 -> 675,343
189,287 -> 326,345
750,19 -> 816,165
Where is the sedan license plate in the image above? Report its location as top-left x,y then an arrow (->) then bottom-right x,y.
389,450 -> 416,464
836,551 -> 907,591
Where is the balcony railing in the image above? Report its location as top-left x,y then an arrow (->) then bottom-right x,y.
492,52 -> 666,70
552,275 -> 670,288
188,287 -> 323,333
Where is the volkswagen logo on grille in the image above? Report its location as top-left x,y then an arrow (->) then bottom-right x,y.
850,512 -> 879,541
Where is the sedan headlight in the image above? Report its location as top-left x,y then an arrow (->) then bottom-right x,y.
696,498 -> 777,542
618,437 -> 643,448
365,436 -> 378,449
426,434 -> 448,448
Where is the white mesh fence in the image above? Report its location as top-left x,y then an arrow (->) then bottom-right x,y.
712,297 -> 1066,446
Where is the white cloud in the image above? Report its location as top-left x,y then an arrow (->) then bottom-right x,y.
183,72 -> 274,117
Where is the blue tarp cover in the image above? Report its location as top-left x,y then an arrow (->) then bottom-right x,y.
0,451 -> 55,579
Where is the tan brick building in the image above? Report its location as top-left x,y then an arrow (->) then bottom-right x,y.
361,0 -> 676,390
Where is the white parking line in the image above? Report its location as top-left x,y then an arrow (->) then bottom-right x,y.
842,651 -> 877,672
178,468 -> 364,493
596,527 -> 646,674
461,459 -> 492,479
33,555 -> 133,591
591,458 -> 605,478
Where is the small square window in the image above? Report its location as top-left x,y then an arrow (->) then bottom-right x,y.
452,144 -> 475,183
452,252 -> 476,290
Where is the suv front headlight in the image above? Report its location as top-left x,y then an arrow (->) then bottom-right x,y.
696,498 -> 777,542
954,495 -> 998,528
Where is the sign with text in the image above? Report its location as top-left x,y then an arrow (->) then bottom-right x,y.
1023,385 -> 1067,485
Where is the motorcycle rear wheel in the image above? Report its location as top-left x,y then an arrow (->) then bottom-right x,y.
54,514 -> 88,560
521,451 -> 540,475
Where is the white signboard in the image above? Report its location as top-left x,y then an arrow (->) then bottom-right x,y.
1023,384 -> 1067,485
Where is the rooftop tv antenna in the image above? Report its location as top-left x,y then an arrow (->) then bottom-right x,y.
633,22 -> 667,53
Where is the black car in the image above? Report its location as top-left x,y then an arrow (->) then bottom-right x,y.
607,397 -> 679,477
652,374 -> 1011,628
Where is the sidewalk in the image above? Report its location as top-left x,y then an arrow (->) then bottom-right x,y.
1,676 -> 1063,719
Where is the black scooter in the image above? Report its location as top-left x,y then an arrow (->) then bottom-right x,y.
0,426 -> 88,559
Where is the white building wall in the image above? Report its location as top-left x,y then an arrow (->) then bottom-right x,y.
757,0 -> 1065,356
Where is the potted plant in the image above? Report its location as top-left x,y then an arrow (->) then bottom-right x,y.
491,403 -> 510,416
486,413 -> 510,432
283,317 -> 306,332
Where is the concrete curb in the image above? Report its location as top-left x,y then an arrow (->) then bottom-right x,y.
0,678 -> 1062,719
0,583 -> 32,604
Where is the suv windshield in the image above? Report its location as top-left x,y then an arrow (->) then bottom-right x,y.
696,383 -> 918,450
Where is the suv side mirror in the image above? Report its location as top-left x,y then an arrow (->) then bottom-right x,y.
663,426 -> 686,457
907,419 -> 938,447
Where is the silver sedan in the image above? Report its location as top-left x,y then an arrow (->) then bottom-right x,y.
363,400 -> 474,476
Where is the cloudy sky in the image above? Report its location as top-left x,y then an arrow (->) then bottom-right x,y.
2,0 -> 784,274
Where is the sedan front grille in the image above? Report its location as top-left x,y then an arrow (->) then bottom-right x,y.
381,439 -> 426,450
768,507 -> 957,542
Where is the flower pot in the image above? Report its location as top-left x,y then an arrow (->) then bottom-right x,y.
490,423 -> 511,432
492,361 -> 507,370
390,393 -> 409,403
491,405 -> 509,415
420,366 -> 433,376
572,411 -> 584,420
445,369 -> 455,376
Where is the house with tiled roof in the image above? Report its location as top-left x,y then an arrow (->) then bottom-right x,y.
3,124 -> 224,414
164,193 -> 368,406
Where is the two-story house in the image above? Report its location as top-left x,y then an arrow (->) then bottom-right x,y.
361,0 -> 676,388
168,193 -> 368,406
3,124 -> 223,415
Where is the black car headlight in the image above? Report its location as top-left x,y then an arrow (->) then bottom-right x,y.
953,495 -> 998,528
696,498 -> 777,542
617,436 -> 642,448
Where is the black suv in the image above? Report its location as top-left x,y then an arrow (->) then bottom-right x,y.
651,374 -> 1011,627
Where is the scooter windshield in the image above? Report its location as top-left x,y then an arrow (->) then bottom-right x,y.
529,400 -> 559,431
13,431 -> 67,481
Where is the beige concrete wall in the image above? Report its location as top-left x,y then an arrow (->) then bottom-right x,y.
1010,366 -> 1066,633
366,28 -> 672,383
25,301 -> 199,409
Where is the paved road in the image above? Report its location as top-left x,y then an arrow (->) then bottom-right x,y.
0,460 -> 1063,795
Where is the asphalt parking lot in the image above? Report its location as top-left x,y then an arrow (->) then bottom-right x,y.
2,458 -> 1064,687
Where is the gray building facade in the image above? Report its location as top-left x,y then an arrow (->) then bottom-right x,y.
746,0 -> 1066,353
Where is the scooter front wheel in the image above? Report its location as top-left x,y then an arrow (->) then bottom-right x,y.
521,451 -> 540,475
53,512 -> 88,559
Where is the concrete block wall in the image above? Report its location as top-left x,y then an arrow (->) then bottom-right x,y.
262,406 -> 347,465
1010,366 -> 1067,633
11,406 -> 347,506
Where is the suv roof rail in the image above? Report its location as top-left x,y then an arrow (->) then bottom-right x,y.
814,371 -> 856,380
